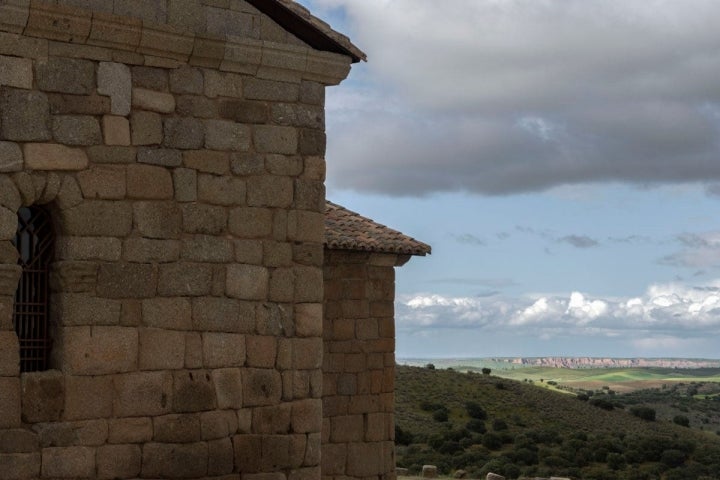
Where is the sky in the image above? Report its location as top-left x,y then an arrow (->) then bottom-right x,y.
297,0 -> 720,359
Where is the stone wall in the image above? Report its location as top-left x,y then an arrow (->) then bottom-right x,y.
322,250 -> 409,480
0,1 -> 353,478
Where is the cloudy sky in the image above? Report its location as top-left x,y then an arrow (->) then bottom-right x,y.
298,0 -> 720,359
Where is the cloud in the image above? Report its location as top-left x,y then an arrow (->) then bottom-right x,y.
397,280 -> 720,342
453,233 -> 486,246
659,232 -> 720,268
558,235 -> 599,249
317,0 -> 720,196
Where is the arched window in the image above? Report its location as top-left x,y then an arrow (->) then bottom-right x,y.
12,206 -> 54,372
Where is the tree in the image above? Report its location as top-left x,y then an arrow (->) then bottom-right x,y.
426,363 -> 436,370
465,401 -> 487,420
630,406 -> 656,421
673,415 -> 690,427
482,368 -> 492,375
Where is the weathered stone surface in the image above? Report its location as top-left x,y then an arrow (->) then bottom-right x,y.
210,368 -> 242,410
52,115 -> 102,145
271,103 -> 324,129
53,293 -> 121,327
0,141 -> 23,172
253,125 -> 298,154
86,145 -> 136,164
0,88 -> 51,141
139,327 -> 185,370
76,165 -> 126,200
182,203 -> 227,234
132,66 -> 168,90
126,163 -> 173,199
97,444 -> 141,479
113,371 -> 172,417
132,88 -> 176,113
231,152 -> 265,176
0,377 -> 21,428
226,263 -> 268,300
20,371 -> 64,423
36,57 -> 94,94
163,117 -> 205,149
97,263 -> 157,298
245,78 -> 299,102
204,70 -> 243,98
102,115 -> 131,146
134,201 -> 182,239
41,446 -> 95,478
0,55 -> 32,89
218,99 -> 268,124
98,61 -> 131,115
242,368 -> 281,407
295,303 -> 322,338
49,261 -> 97,293
0,428 -> 38,454
130,110 -> 163,145
158,263 -> 213,296
60,326 -> 138,375
299,128 -> 326,155
0,263 -> 21,295
247,175 -> 293,208
64,375 -> 114,421
181,235 -> 233,263
200,410 -> 238,440
153,413 -> 201,443
197,174 -> 245,206
0,331 -> 19,376
61,201 -> 132,236
170,65 -> 203,94
173,167 -> 197,202
124,237 -> 181,263
204,119 -> 251,151
138,147 -> 182,167
108,417 -> 153,444
176,94 -> 218,118
191,297 -> 252,333
142,442 -> 208,479
228,207 -> 272,239
24,143 -> 88,170
142,297 -> 192,330
202,332 -> 245,368
173,370 -> 216,412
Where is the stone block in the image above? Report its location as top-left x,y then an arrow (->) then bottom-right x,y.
252,404 -> 291,435
113,371 -> 172,417
177,94 -> 218,118
139,328 -> 186,370
132,66 -> 168,90
206,6 -> 256,37
0,330 -> 19,376
287,210 -> 324,243
291,399 -> 322,434
242,368 -> 281,407
97,263 -> 157,298
181,235 -> 233,263
245,335 -> 277,368
64,375 -> 114,420
271,103 -> 324,129
0,1 -> 30,34
197,174 -> 245,206
102,115 -> 131,145
23,143 -> 88,170
174,167 -> 197,202
201,410 -> 238,440
141,297 -> 192,330
269,267 -> 293,303
1,452 -> 40,480
132,88 -> 176,113
185,332 -> 202,369
0,141 -> 23,172
170,65 -> 204,94
0,55 -> 32,89
266,154 -> 302,176
126,163 -> 173,199
97,444 -> 141,479
302,156 -> 325,181
97,62 -> 131,115
77,165 -> 126,199
211,367 -> 243,409
0,429 -> 38,454
86,145 -> 136,164
207,437 -> 234,476
41,446 -> 95,478
247,175 -> 293,208
61,200 -> 132,236
299,80 -> 324,106
294,265 -> 323,302
142,442 -> 208,479
181,203 -> 227,234
108,417 -> 153,444
49,261 -> 97,293
124,238 -> 181,263
228,207 -> 272,239
25,1 -> 91,42
253,125 -> 298,154
347,443 -> 383,477
191,297 -> 252,333
158,263 -> 213,296
130,110 -> 163,145
173,370 -> 216,412
233,434 -> 261,472
293,179 -> 324,211
0,210 -> 17,242
134,201 -> 182,239
205,119 -> 250,151
20,371 -> 62,423
231,152 -> 265,175
204,70 -> 242,98
53,293 -> 121,326
244,78 -> 299,102
153,413 -> 201,443
163,117 -> 205,149
218,99 -> 268,124
137,147 -> 183,167
295,303 -> 322,338
88,10 -> 142,51
0,88 -> 50,141
48,92 -> 111,115
203,332 -> 245,368
299,128 -> 326,156
60,326 -> 138,375
36,57 -> 94,94
226,263 -> 268,300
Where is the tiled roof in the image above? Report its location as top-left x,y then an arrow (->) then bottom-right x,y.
245,0 -> 367,63
324,201 -> 431,256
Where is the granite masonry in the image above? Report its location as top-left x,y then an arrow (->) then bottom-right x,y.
0,1 -> 428,480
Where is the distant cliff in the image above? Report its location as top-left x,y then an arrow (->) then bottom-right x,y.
491,357 -> 720,369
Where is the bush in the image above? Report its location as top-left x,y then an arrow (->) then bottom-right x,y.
673,415 -> 690,427
426,363 -> 435,370
629,406 -> 656,421
589,398 -> 614,410
433,408 -> 449,422
465,401 -> 487,420
482,432 -> 503,450
661,449 -> 687,468
492,419 -> 508,431
577,393 -> 589,401
466,419 -> 486,433
482,368 -> 492,375
395,425 -> 414,445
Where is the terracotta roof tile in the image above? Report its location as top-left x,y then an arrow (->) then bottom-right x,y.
324,201 -> 431,256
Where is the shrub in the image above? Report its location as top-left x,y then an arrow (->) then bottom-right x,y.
661,449 -> 687,468
482,432 -> 503,450
433,408 -> 449,422
466,419 -> 486,433
482,368 -> 492,375
426,363 -> 436,370
492,419 -> 508,431
577,393 -> 589,401
465,401 -> 487,420
589,398 -> 614,410
495,382 -> 506,390
673,415 -> 690,427
629,406 -> 656,421
395,425 -> 414,445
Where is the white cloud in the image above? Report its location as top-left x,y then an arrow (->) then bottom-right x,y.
397,280 -> 720,342
317,0 -> 720,195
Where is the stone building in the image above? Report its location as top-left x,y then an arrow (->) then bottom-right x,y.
0,1 -> 429,479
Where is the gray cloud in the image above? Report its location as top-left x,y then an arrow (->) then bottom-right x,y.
453,233 -> 486,246
320,0 -> 720,196
558,235 -> 599,249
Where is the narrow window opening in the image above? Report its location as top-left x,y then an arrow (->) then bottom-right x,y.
12,206 -> 54,373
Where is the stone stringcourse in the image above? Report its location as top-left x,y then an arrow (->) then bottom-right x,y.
0,1 -> 427,479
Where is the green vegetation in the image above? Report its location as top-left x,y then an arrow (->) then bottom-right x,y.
395,365 -> 720,479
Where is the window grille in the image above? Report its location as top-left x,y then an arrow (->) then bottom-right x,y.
12,206 -> 54,372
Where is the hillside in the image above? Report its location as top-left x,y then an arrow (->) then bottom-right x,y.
395,365 -> 720,479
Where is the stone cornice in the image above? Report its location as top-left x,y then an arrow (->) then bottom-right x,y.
0,0 -> 352,85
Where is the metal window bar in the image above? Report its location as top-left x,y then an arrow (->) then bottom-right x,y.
12,206 -> 54,373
